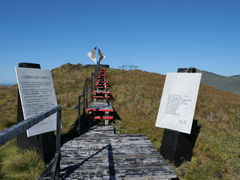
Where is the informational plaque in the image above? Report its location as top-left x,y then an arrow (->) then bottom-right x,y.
155,73 -> 201,134
15,67 -> 58,137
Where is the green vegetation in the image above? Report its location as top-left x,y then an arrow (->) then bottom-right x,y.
0,63 -> 240,179
0,141 -> 44,180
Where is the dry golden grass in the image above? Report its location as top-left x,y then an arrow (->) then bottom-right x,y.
0,140 -> 44,179
0,63 -> 239,179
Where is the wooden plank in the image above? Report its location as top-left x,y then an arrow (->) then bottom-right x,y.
92,96 -> 111,99
95,81 -> 109,83
86,102 -> 114,112
0,105 -> 61,146
61,165 -> 175,179
60,126 -> 177,179
96,82 -> 109,85
95,86 -> 109,89
92,90 -> 111,94
91,116 -> 114,120
61,153 -> 164,161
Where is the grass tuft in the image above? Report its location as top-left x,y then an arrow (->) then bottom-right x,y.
0,141 -> 44,179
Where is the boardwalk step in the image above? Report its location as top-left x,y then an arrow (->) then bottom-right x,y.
92,91 -> 111,94
86,102 -> 114,112
92,96 -> 111,99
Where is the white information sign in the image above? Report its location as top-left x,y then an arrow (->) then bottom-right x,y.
16,67 -> 58,137
155,73 -> 201,134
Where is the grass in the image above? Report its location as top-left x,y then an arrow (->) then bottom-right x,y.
0,140 -> 44,179
108,68 -> 240,179
0,63 -> 240,179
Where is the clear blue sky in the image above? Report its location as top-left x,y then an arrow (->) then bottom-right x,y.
0,0 -> 240,84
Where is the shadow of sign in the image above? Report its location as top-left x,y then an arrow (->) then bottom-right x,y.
61,144 -> 116,180
107,144 -> 116,180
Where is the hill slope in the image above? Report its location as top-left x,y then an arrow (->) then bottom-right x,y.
0,63 -> 240,179
197,69 -> 240,95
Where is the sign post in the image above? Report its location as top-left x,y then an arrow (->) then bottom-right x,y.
16,62 -> 56,163
156,68 -> 201,166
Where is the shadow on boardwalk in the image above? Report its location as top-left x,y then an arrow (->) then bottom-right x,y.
60,144 -> 116,180
59,126 -> 176,179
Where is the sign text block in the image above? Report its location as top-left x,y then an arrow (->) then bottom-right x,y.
16,67 -> 58,137
155,73 -> 201,134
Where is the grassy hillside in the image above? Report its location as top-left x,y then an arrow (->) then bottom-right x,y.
0,63 -> 240,179
109,69 -> 240,179
197,69 -> 240,95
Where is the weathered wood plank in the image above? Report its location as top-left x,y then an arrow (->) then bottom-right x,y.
61,153 -> 162,161
60,126 -> 176,179
92,90 -> 111,94
61,156 -> 166,168
87,102 -> 113,112
61,167 -> 176,180
0,105 -> 61,146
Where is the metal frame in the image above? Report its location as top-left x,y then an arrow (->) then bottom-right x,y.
76,74 -> 95,132
118,65 -> 138,71
76,62 -> 102,130
77,94 -> 85,133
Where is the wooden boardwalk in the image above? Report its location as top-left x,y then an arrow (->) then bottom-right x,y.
60,126 -> 176,179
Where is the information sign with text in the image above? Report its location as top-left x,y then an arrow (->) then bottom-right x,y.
16,67 -> 58,137
155,73 -> 201,134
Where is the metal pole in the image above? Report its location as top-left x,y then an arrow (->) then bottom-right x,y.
56,109 -> 61,152
78,96 -> 80,121
50,108 -> 61,179
86,79 -> 88,108
78,96 -> 81,132
56,108 -> 61,179
91,72 -> 93,92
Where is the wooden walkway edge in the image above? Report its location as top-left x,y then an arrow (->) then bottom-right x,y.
60,126 -> 177,180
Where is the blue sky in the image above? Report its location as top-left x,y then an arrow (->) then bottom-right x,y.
0,0 -> 240,84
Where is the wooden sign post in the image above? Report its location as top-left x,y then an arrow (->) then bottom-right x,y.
16,62 -> 56,163
156,67 -> 201,166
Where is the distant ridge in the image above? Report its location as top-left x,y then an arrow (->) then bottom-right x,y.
0,83 -> 14,86
196,69 -> 240,95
